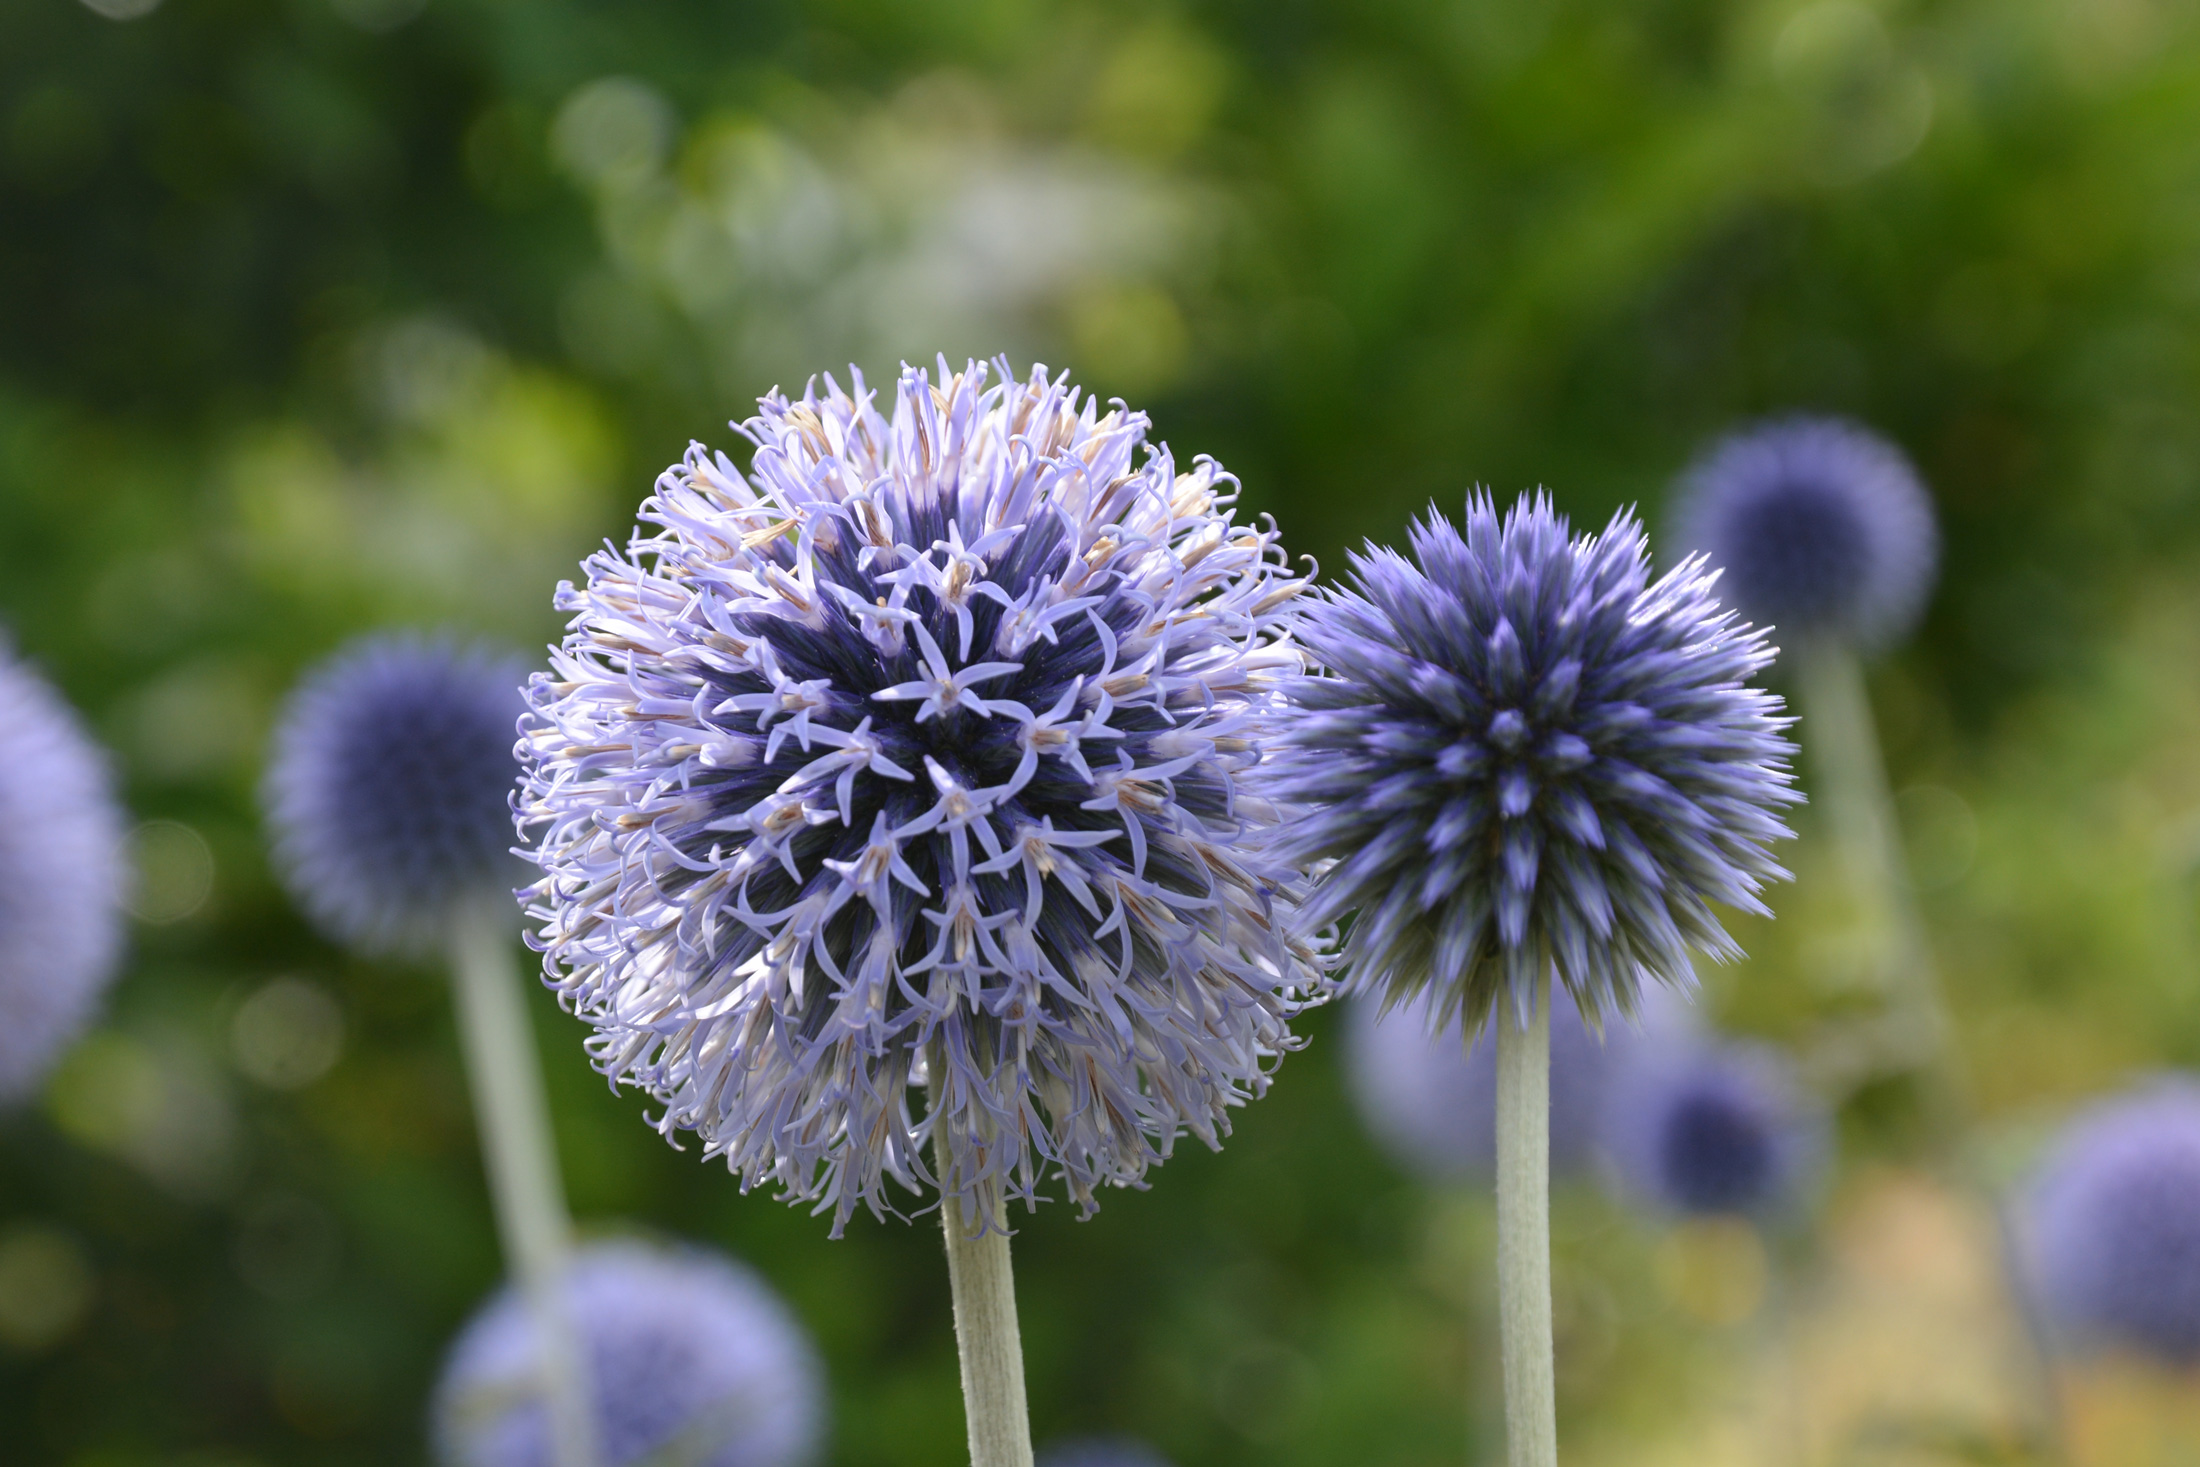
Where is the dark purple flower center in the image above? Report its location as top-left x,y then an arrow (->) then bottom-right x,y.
1658,1085 -> 1776,1214
1721,476 -> 1872,633
2088,1154 -> 2200,1360
670,513 -> 1226,1020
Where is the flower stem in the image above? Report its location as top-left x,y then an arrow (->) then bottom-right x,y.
934,1132 -> 1034,1467
449,897 -> 600,1467
1494,976 -> 1557,1467
1794,638 -> 1951,1091
1797,646 -> 2073,1459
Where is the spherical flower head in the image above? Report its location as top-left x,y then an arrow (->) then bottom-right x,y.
518,358 -> 1326,1234
1344,982 -> 1650,1183
1036,1438 -> 1174,1467
265,633 -> 527,955
2020,1079 -> 2200,1364
1671,416 -> 1938,650
0,644 -> 126,1104
1267,492 -> 1797,1034
433,1239 -> 824,1467
1599,1036 -> 1824,1218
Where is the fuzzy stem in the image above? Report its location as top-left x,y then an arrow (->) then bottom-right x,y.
449,897 -> 599,1467
1794,639 -> 1949,1079
1798,645 -> 2070,1458
1494,976 -> 1558,1467
1991,1193 -> 2073,1465
933,1129 -> 1034,1467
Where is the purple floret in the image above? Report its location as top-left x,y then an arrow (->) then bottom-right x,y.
433,1238 -> 823,1467
1035,1437 -> 1174,1467
1344,983 -> 1660,1183
265,634 -> 527,955
1599,1035 -> 1825,1218
0,643 -> 125,1102
1671,416 -> 1938,650
517,358 -> 1330,1233
1265,492 -> 1797,1033
2021,1078 -> 2200,1364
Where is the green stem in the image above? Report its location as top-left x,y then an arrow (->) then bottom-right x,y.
1797,644 -> 2067,1460
1494,976 -> 1557,1467
449,898 -> 600,1467
1794,640 -> 1953,1097
933,1130 -> 1034,1467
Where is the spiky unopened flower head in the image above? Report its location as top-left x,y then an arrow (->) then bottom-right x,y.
433,1239 -> 823,1467
1036,1439 -> 1174,1467
1344,983 -> 1629,1182
0,644 -> 125,1103
1599,1036 -> 1824,1218
1268,493 -> 1796,1032
266,634 -> 527,954
518,358 -> 1325,1234
1671,416 -> 1937,650
2021,1079 -> 2200,1364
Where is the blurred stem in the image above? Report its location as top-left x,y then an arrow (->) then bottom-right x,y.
1794,639 -> 1954,1105
1494,975 -> 1557,1467
933,1129 -> 1034,1467
1798,645 -> 2068,1462
1991,1194 -> 2073,1465
449,898 -> 599,1467
1758,1243 -> 1804,1467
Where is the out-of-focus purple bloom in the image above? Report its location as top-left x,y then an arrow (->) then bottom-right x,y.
265,634 -> 526,954
1599,1036 -> 1825,1218
1344,983 -> 1666,1182
517,359 -> 1328,1234
433,1238 -> 824,1467
0,643 -> 125,1103
1035,1437 -> 1174,1467
1671,416 -> 1937,650
2020,1079 -> 2200,1364
1266,493 -> 1797,1033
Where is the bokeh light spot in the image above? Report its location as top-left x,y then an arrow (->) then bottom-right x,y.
126,820 -> 214,925
0,1224 -> 95,1353
230,979 -> 344,1091
1653,1217 -> 1768,1327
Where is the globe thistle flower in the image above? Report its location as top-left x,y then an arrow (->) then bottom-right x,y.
434,1239 -> 824,1467
1670,416 -> 1938,651
1035,1438 -> 1173,1467
265,634 -> 527,954
1267,492 -> 1797,1032
1599,1037 -> 1825,1219
2020,1079 -> 2200,1364
1344,982 -> 1639,1183
518,358 -> 1325,1234
0,643 -> 126,1103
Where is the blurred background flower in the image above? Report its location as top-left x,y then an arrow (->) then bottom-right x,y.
433,1238 -> 824,1467
264,635 -> 526,956
11,0 -> 2200,1463
1671,416 -> 1937,652
1343,982 -> 1647,1185
1598,1035 -> 1827,1221
0,644 -> 127,1105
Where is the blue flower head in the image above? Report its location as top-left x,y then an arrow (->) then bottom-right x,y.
265,634 -> 528,955
0,643 -> 126,1103
517,359 -> 1327,1234
1345,983 -> 1639,1183
1671,416 -> 1938,650
1268,493 -> 1797,1032
433,1238 -> 824,1467
1036,1439 -> 1174,1467
1599,1036 -> 1824,1218
2021,1079 -> 2200,1364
